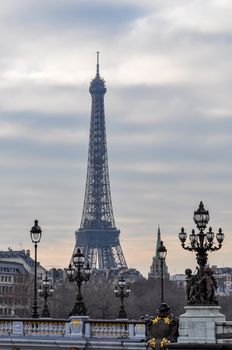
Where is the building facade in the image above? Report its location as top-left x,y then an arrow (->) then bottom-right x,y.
212,266 -> 232,295
0,260 -> 30,317
0,248 -> 46,317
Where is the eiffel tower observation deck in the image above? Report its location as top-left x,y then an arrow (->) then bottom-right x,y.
74,53 -> 127,270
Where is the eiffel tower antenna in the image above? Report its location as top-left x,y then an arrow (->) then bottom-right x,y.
96,51 -> 100,77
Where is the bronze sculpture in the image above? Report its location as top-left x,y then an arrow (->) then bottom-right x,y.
185,266 -> 218,305
145,303 -> 179,349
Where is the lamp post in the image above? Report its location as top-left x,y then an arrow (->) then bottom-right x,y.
38,271 -> 54,318
157,241 -> 167,303
114,275 -> 131,319
30,219 -> 42,318
179,201 -> 224,305
66,248 -> 91,316
179,201 -> 224,278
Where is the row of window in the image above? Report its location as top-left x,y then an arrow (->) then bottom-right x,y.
0,267 -> 19,273
0,276 -> 25,283
0,276 -> 12,282
0,285 -> 13,293
0,299 -> 27,305
0,308 -> 12,315
0,308 -> 28,317
0,286 -> 26,294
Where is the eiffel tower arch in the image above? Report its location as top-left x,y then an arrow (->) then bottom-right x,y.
73,54 -> 127,270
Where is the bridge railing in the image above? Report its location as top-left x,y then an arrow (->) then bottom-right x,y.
0,317 -> 146,340
216,321 -> 232,343
87,319 -> 145,339
1,317 -> 232,348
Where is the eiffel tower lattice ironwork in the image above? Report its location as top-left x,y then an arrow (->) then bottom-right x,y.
74,53 -> 127,270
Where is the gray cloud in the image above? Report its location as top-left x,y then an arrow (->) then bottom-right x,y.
0,0 -> 231,275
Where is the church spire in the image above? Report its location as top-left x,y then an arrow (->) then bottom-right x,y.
155,225 -> 161,258
148,225 -> 169,279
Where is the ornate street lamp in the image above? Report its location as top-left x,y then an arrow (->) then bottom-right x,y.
179,201 -> 224,304
157,241 -> 167,303
30,219 -> 42,318
114,275 -> 131,319
66,248 -> 91,316
38,271 -> 54,318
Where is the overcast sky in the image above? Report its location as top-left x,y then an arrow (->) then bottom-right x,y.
0,0 -> 232,276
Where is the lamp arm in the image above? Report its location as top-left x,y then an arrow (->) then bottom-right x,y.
83,274 -> 90,282
204,242 -> 211,249
209,244 -> 222,252
181,243 -> 194,252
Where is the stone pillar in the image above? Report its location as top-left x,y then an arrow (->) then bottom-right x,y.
128,321 -> 146,339
13,321 -> 23,335
178,305 -> 225,344
134,322 -> 146,339
67,316 -> 89,338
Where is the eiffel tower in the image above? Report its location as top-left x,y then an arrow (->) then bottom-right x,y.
73,53 -> 127,270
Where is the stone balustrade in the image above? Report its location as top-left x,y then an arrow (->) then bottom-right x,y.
88,319 -> 145,339
90,320 -> 130,338
216,321 -> 232,343
0,320 -> 13,335
0,317 -> 147,350
0,317 -> 146,339
1,316 -> 232,349
23,320 -> 66,336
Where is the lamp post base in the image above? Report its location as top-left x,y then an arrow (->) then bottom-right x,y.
178,305 -> 225,344
31,308 -> 39,318
69,301 -> 87,317
42,308 -> 50,318
117,309 -> 127,319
